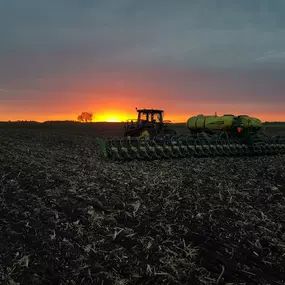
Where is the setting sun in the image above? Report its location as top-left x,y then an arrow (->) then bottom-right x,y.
104,117 -> 122,122
94,113 -> 131,122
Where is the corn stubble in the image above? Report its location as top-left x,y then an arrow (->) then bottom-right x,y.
0,127 -> 285,285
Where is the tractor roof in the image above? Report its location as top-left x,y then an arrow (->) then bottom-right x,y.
137,109 -> 164,113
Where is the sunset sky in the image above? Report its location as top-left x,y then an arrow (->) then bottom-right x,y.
0,0 -> 285,122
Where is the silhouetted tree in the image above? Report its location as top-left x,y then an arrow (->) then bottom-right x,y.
77,112 -> 93,123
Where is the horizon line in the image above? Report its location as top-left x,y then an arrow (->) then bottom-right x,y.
0,119 -> 284,124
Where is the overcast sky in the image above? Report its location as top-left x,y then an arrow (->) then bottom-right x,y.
0,0 -> 284,121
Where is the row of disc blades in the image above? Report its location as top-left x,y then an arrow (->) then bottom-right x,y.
103,134 -> 285,161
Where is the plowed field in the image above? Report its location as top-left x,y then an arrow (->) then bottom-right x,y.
0,124 -> 285,285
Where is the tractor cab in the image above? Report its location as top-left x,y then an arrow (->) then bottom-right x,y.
137,108 -> 164,126
124,108 -> 175,137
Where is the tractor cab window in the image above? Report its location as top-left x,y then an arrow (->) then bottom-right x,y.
139,112 -> 149,122
153,112 -> 162,123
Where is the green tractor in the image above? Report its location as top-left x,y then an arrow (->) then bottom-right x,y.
124,108 -> 177,138
95,110 -> 285,161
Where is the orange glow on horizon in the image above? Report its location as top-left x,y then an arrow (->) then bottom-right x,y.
0,112 -> 284,123
94,113 -> 133,122
1,71 -> 285,123
0,108 -> 284,123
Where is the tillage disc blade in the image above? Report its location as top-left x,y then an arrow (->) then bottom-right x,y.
95,133 -> 285,161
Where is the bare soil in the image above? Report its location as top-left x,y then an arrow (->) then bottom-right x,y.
0,124 -> 285,285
